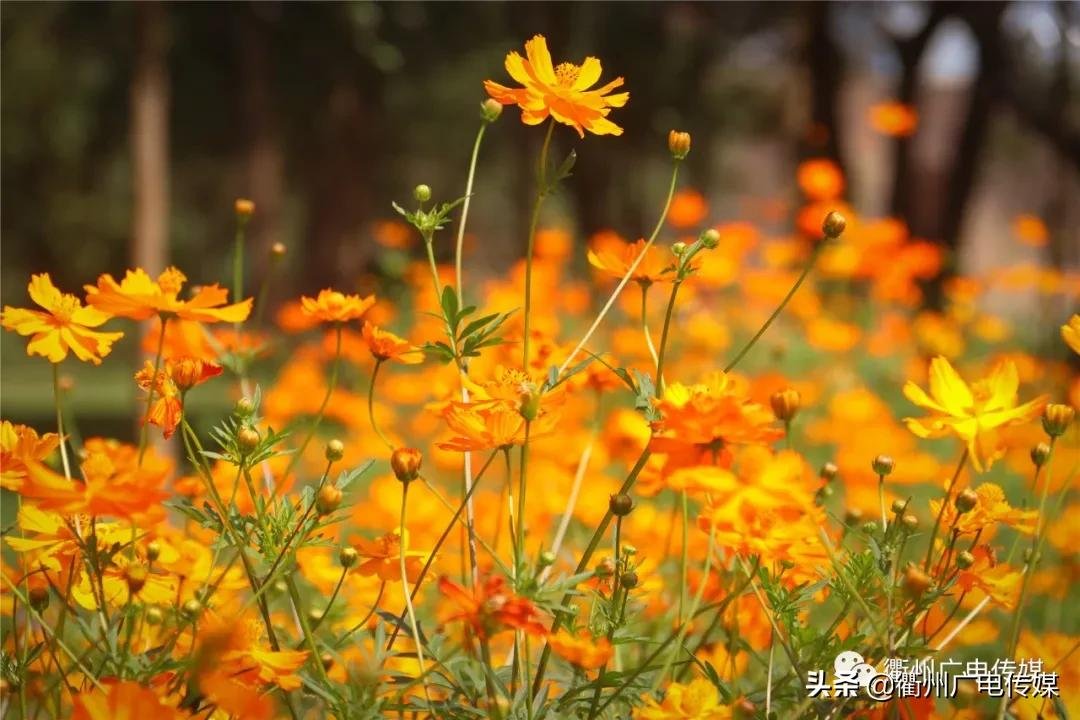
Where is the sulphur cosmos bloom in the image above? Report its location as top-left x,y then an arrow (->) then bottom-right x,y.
86,266 -> 251,323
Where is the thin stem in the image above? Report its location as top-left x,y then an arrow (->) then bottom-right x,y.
517,422 -> 531,577
540,428 -> 595,583
653,279 -> 682,396
285,575 -> 332,686
455,123 -> 487,302
640,282 -> 659,368
723,241 -> 826,373
368,359 -> 393,450
233,214 -> 247,323
878,473 -> 888,534
522,119 -> 556,368
335,581 -> 385,646
399,480 -> 433,706
52,364 -> 71,479
282,322 -> 342,486
923,447 -> 969,571
137,314 -> 168,464
558,161 -> 680,377
678,490 -> 689,624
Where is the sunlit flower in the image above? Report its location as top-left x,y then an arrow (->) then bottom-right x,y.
300,288 -> 377,323
72,680 -> 187,720
351,529 -> 427,582
904,357 -> 1047,472
2,273 -> 123,364
638,677 -> 732,719
439,403 -> 557,452
588,235 -> 674,286
0,421 -> 59,492
362,322 -> 424,364
437,574 -> 548,639
196,615 -> 309,691
929,482 -> 1037,539
484,34 -> 628,137
86,267 -> 251,323
548,629 -> 612,670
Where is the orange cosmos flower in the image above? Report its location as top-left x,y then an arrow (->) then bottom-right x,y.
903,357 -> 1047,472
484,34 -> 628,137
668,189 -> 709,229
85,267 -> 251,323
300,288 -> 376,323
72,680 -> 187,720
18,438 -> 170,520
929,482 -> 1037,538
437,574 -> 548,639
796,158 -> 844,201
588,236 -> 675,285
362,322 -> 424,364
439,403 -> 557,452
548,629 -> 613,670
2,273 -> 123,365
869,101 -> 918,137
351,529 -> 427,582
1,421 -> 59,492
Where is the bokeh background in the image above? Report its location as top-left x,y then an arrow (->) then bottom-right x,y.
2,1 -> 1078,430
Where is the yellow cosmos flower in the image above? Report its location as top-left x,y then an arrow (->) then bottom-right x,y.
0,421 -> 59,492
484,34 -> 628,137
903,357 -> 1047,472
638,677 -> 732,720
86,266 -> 251,323
300,288 -> 376,323
1,273 -> 123,365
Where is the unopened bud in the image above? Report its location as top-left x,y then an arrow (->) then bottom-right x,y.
539,550 -> 556,568
872,454 -> 894,477
339,546 -> 358,568
481,98 -> 503,123
699,228 -> 720,249
237,426 -> 261,455
182,599 -> 203,619
594,557 -> 615,578
890,500 -> 907,515
955,489 -> 978,514
956,551 -> 975,570
1042,403 -> 1074,438
146,540 -> 161,562
234,198 -> 255,218
901,513 -> 918,531
145,606 -> 164,625
171,358 -> 211,392
308,608 -> 324,625
822,210 -> 847,239
668,130 -> 691,160
270,242 -> 287,260
28,586 -> 49,612
518,389 -> 542,422
902,564 -> 932,597
862,521 -> 879,536
671,241 -> 687,256
820,462 -> 838,482
770,388 -> 801,422
325,439 -> 345,463
316,485 -> 343,515
622,544 -> 638,557
609,493 -> 634,517
620,571 -> 639,590
1030,442 -> 1051,468
321,653 -> 334,671
413,184 -> 432,203
234,397 -> 255,418
844,507 -> 864,526
390,447 -> 422,483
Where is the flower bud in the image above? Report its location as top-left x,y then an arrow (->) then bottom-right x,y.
671,241 -> 687,256
620,571 -> 639,590
413,184 -> 432,203
270,242 -> 287,260
182,599 -> 203,619
325,439 -> 345,463
146,540 -> 161,562
901,513 -> 918,531
321,653 -> 334,671
594,557 -> 615,578
539,550 -> 556,568
480,98 -> 503,123
316,485 -> 343,515
862,521 -> 878,536
622,543 -> 638,557
28,585 -> 49,612
890,499 -> 907,515
699,228 -> 720,249
770,388 -> 801,422
609,493 -> 634,517
1042,403 -> 1074,438
1030,442 -> 1051,468
822,210 -> 847,239
518,389 -> 542,422
390,447 -> 423,484
234,397 -> 255,418
339,546 -> 358,568
237,426 -> 261,455
819,462 -> 838,482
815,485 -> 834,504
234,198 -> 255,218
172,358 -> 209,392
872,454 -> 894,477
124,565 -> 149,595
145,606 -> 164,626
668,130 -> 691,160
956,550 -> 975,570
902,564 -> 932,597
954,488 -> 978,514
1023,548 -> 1041,565
308,608 -> 324,626
844,507 -> 864,526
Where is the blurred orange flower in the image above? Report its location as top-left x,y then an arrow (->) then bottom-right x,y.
668,189 -> 709,229
548,629 -> 612,670
0,421 -> 59,492
437,574 -> 548,639
2,273 -> 123,365
1012,214 -> 1049,247
362,322 -> 424,364
796,158 -> 844,201
588,236 -> 674,285
484,35 -> 628,137
869,101 -> 918,137
86,267 -> 251,323
300,288 -> 376,323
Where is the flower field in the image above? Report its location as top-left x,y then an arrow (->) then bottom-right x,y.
1,32 -> 1078,720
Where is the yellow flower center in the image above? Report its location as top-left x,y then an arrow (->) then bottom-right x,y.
555,62 -> 580,88
51,295 -> 81,323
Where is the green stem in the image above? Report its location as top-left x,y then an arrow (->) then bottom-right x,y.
522,120 -> 556,369
557,161 -> 680,378
52,364 -> 72,479
286,575 -> 332,686
640,282 -> 659,368
678,491 -> 689,624
653,279 -> 682,396
923,447 -> 970,571
723,241 -> 826,372
517,422 -> 531,577
281,322 -> 342,487
368,359 -> 393,450
398,480 -> 433,706
137,314 -> 168,465
455,123 -> 487,303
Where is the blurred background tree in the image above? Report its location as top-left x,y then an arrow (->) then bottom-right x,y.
2,1 -> 1078,421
